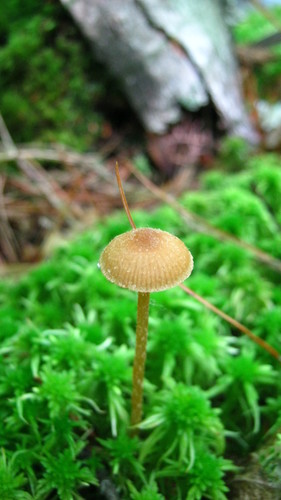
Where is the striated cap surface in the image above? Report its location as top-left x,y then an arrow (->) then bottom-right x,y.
99,227 -> 193,292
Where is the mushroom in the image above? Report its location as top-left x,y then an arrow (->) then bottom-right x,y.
99,166 -> 193,432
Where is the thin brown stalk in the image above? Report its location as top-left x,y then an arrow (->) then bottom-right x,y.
115,162 -> 136,229
179,283 -> 281,363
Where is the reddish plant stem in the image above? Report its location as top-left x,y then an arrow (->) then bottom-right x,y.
115,162 -> 136,229
179,283 -> 281,363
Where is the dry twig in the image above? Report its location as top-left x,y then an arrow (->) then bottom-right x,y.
0,145 -> 111,182
179,284 -> 281,363
0,114 -> 80,218
0,176 -> 19,262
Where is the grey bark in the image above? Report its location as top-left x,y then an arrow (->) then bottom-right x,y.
61,0 -> 257,142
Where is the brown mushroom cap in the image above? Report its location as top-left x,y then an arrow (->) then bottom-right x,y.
99,227 -> 193,292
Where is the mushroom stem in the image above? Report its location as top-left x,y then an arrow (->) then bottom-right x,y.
130,291 -> 150,433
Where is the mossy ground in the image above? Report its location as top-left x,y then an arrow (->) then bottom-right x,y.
0,152 -> 280,499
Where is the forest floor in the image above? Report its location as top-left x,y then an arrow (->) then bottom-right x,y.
0,1 -> 280,270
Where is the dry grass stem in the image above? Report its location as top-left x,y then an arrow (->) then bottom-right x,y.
179,283 -> 281,363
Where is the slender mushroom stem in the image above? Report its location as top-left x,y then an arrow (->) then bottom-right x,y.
114,164 -> 150,431
131,292 -> 150,433
105,164 -> 192,434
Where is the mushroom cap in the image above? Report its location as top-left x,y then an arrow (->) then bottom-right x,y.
99,227 -> 193,292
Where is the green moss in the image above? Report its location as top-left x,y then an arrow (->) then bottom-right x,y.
0,153 -> 280,498
0,1 -> 108,150
0,450 -> 32,500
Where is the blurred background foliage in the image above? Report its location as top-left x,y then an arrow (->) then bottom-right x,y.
234,4 -> 281,99
0,0 -> 116,149
1,1 -> 280,149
